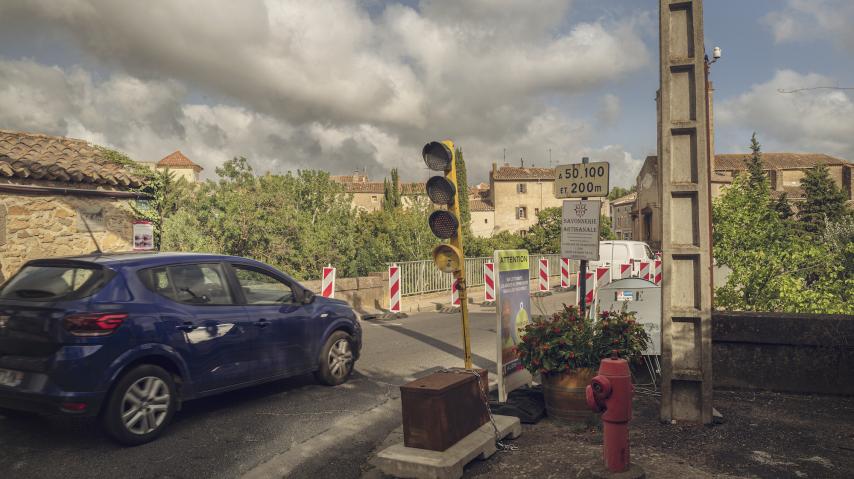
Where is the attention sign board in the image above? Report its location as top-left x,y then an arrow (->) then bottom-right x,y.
494,249 -> 533,403
554,161 -> 610,198
560,200 -> 601,261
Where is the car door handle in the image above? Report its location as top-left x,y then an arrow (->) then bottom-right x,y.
176,321 -> 197,332
255,318 -> 270,328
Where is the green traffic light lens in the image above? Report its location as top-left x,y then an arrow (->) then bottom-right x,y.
426,176 -> 456,205
429,210 -> 459,239
422,141 -> 453,171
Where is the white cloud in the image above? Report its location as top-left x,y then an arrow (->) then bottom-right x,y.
0,0 -> 652,182
717,69 -> 854,159
762,0 -> 854,51
597,94 -> 621,126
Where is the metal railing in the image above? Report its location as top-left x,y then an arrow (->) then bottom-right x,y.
387,254 -> 578,297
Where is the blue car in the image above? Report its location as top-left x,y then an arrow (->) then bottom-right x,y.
0,252 -> 362,445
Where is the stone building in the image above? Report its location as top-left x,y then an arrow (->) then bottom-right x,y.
488,163 -> 563,235
331,172 -> 426,212
610,192 -> 637,240
0,130 -> 146,281
631,152 -> 851,250
469,193 -> 496,238
155,150 -> 203,183
714,153 -> 852,204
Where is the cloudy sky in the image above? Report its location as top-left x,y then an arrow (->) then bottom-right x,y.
0,0 -> 852,187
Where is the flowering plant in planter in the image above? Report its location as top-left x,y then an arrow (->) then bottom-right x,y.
515,305 -> 650,376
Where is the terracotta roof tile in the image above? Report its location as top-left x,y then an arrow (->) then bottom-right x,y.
470,197 -> 494,212
157,150 -> 202,172
0,129 -> 146,188
715,153 -> 849,171
492,165 -> 555,180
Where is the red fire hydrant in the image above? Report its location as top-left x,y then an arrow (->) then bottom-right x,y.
586,358 -> 634,473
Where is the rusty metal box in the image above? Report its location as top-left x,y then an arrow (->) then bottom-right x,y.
400,370 -> 490,451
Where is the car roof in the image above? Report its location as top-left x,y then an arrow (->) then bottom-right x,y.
33,252 -> 259,269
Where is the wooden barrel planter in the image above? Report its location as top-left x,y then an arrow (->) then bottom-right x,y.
541,368 -> 596,422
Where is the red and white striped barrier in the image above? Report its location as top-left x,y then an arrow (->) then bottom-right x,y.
576,271 -> 595,306
538,258 -> 549,292
639,261 -> 651,282
560,258 -> 571,289
596,266 -> 610,291
321,265 -> 336,298
654,259 -> 662,286
389,264 -> 401,313
484,263 -> 495,302
616,263 -> 632,280
451,277 -> 461,306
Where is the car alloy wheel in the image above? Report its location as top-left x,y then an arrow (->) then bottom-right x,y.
121,376 -> 171,435
327,338 -> 353,379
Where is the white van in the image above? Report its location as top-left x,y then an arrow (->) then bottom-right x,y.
591,240 -> 656,279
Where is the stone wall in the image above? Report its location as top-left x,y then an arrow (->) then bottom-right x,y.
301,275 -> 386,315
713,311 -> 854,396
470,210 -> 495,238
0,193 -> 135,280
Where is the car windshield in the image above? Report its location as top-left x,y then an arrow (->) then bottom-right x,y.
0,264 -> 106,301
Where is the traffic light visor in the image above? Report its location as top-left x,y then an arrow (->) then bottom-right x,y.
432,244 -> 463,274
428,210 -> 459,239
426,176 -> 456,205
422,141 -> 453,171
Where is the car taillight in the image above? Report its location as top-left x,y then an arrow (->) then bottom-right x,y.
64,313 -> 128,336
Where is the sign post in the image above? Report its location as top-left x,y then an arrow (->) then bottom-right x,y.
495,250 -> 533,403
556,157 -> 608,316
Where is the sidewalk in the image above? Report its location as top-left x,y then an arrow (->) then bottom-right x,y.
361,389 -> 854,478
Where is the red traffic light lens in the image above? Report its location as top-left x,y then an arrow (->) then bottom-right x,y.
426,176 -> 456,206
429,210 -> 459,239
422,142 -> 453,172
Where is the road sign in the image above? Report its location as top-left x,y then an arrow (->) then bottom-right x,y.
554,161 -> 610,198
560,200 -> 601,261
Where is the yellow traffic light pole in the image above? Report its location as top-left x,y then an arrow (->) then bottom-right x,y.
442,141 -> 473,370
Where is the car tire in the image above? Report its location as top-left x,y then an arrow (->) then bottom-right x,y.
314,331 -> 355,386
102,364 -> 177,446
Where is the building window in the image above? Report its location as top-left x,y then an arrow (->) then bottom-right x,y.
484,218 -> 488,224
534,208 -> 539,216
516,207 -> 527,219
519,230 -> 527,237
517,183 -> 527,193
371,195 -> 378,202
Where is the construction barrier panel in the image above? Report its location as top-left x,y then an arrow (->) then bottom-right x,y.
538,258 -> 550,292
389,264 -> 402,313
451,277 -> 461,306
560,258 -> 571,288
321,265 -> 336,298
484,263 -> 496,302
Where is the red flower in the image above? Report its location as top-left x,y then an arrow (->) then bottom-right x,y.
569,352 -> 575,359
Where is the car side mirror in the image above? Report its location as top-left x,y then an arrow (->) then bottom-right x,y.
302,290 -> 315,304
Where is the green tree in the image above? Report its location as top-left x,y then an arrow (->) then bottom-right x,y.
466,231 -> 525,257
798,164 -> 849,235
771,192 -> 794,221
523,207 -> 561,254
599,214 -> 616,241
745,132 -> 768,191
608,185 -> 636,201
455,147 -> 470,227
131,169 -> 190,249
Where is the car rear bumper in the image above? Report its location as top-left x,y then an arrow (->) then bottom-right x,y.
0,379 -> 105,417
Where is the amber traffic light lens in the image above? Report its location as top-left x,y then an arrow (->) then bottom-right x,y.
426,176 -> 456,206
422,141 -> 453,171
428,210 -> 459,239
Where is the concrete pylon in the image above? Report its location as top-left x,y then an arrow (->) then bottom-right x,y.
658,0 -> 714,424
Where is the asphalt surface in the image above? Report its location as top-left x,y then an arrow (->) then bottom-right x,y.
0,291 -> 575,479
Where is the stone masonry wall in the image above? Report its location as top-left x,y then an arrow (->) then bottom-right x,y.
0,193 -> 135,281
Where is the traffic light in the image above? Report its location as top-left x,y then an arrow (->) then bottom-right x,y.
423,139 -> 472,369
423,140 -> 464,272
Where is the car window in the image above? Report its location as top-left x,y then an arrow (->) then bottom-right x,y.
614,244 -> 629,262
0,264 -> 107,301
140,267 -> 178,301
631,244 -> 646,260
143,264 -> 234,305
233,266 -> 294,305
644,245 -> 655,259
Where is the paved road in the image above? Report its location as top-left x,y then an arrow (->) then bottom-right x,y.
0,291 -> 574,479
